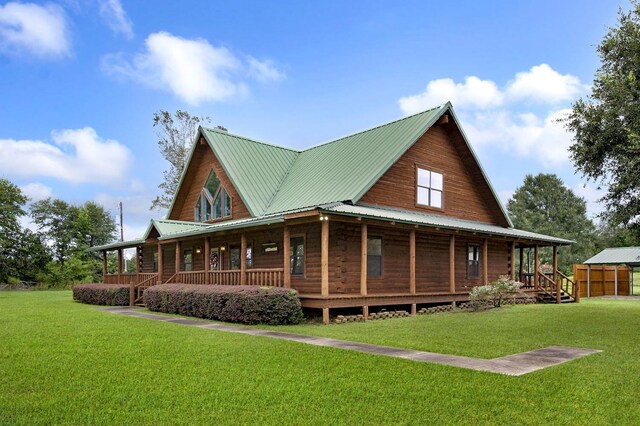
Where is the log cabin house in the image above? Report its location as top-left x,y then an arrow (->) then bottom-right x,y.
91,102 -> 577,323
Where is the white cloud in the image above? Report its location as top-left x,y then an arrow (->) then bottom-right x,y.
0,128 -> 132,185
506,64 -> 586,104
399,64 -> 584,116
465,108 -> 573,167
399,76 -> 503,113
398,64 -> 586,168
20,183 -> 53,202
247,56 -> 286,82
0,2 -> 70,58
102,31 -> 284,105
97,0 -> 133,38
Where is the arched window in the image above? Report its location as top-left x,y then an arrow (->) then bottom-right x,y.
194,170 -> 232,222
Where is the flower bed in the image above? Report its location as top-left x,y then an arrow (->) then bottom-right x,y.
143,284 -> 304,325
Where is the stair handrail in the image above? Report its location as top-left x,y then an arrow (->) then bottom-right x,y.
556,270 -> 577,299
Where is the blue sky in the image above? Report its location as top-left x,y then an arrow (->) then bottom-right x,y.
0,0 -> 624,242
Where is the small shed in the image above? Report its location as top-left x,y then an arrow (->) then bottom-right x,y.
577,247 -> 640,297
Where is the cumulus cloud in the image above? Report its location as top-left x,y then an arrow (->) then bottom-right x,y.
464,108 -> 573,167
399,76 -> 504,112
0,2 -> 70,58
20,183 -> 53,202
97,0 -> 133,38
0,128 -> 132,184
398,64 -> 586,168
102,32 -> 284,105
399,64 -> 583,116
506,64 -> 586,104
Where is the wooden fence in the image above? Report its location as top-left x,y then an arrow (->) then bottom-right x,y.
573,264 -> 631,297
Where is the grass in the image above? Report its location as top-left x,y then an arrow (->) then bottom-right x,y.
2,293 -> 640,425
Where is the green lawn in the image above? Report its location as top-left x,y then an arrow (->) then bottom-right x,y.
2,292 -> 640,425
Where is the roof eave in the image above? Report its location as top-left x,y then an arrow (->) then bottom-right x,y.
320,206 -> 572,245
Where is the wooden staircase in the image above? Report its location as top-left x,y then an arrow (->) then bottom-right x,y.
536,270 -> 580,304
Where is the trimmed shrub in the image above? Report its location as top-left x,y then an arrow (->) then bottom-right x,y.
144,284 -> 304,325
469,276 -> 524,311
73,284 -> 130,306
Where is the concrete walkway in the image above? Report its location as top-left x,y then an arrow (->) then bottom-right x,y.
101,307 -> 601,376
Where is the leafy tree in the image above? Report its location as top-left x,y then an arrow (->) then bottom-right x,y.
150,110 -> 211,210
30,198 -> 116,283
0,179 -> 27,282
507,174 -> 599,273
0,179 -> 51,283
565,3 -> 640,238
30,199 -> 77,270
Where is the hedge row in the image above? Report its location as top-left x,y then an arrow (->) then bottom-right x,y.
143,284 -> 304,325
73,284 -> 130,306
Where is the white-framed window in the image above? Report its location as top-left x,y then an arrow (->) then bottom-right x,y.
468,244 -> 480,279
416,167 -> 443,209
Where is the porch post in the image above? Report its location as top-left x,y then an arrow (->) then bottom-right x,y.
360,223 -> 368,317
552,245 -> 558,284
102,250 -> 107,282
519,246 -> 524,282
135,247 -> 140,274
321,219 -> 329,324
175,241 -> 181,274
615,265 -> 618,297
482,238 -> 488,285
240,233 -> 247,286
449,234 -> 455,293
534,245 -> 539,289
283,226 -> 291,288
510,242 -> 516,280
117,248 -> 123,284
157,243 -> 163,284
409,229 -> 416,315
204,237 -> 210,284
587,264 -> 591,298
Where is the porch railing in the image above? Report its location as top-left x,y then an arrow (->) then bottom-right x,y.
210,270 -> 242,285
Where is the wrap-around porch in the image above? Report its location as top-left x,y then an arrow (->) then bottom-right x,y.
100,213 -> 579,324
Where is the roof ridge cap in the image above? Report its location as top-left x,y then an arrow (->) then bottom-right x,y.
301,104 -> 445,153
202,126 -> 300,153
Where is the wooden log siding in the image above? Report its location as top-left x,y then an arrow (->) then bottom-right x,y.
359,124 -> 508,227
169,141 -> 251,222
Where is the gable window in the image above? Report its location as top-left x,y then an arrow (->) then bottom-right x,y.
183,249 -> 193,272
290,236 -> 305,276
194,170 -> 232,222
367,236 -> 383,277
416,167 -> 443,209
468,245 -> 480,279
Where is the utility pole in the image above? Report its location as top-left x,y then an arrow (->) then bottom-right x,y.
119,201 -> 124,242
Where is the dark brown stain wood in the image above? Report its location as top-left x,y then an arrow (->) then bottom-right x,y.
359,124 -> 509,227
168,142 -> 251,221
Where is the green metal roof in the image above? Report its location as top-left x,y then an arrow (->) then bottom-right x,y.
166,102 -> 512,228
322,204 -> 573,245
200,128 -> 299,216
264,105 -> 448,214
584,247 -> 640,266
88,238 -> 145,252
